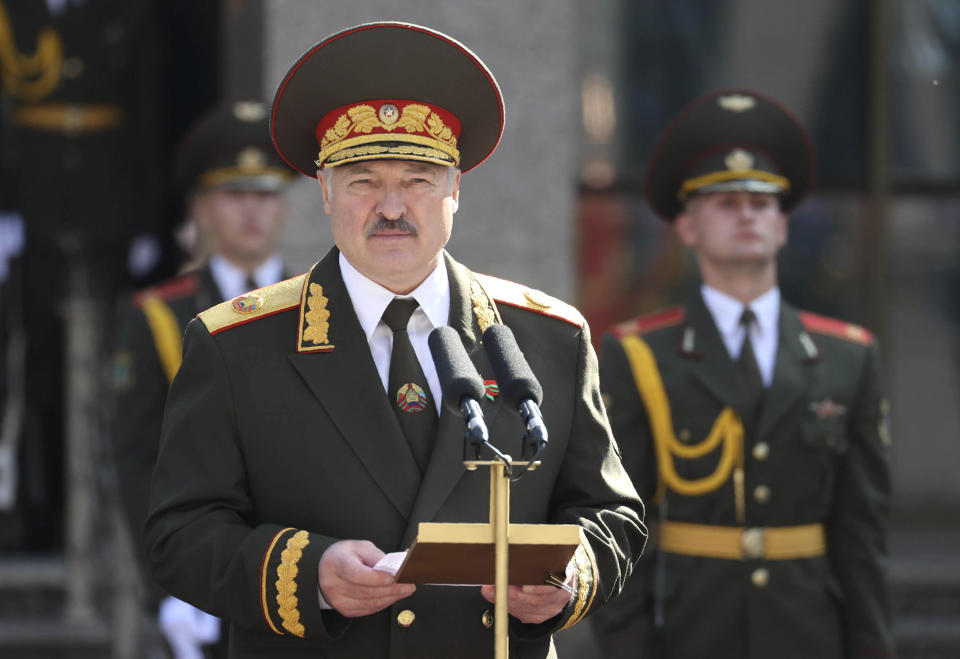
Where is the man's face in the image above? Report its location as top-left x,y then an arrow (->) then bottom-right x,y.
674,191 -> 787,268
318,160 -> 460,294
193,188 -> 287,266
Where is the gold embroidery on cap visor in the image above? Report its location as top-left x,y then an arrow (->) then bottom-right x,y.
316,103 -> 460,168
677,169 -> 790,201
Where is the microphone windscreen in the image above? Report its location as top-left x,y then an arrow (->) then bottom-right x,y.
428,326 -> 487,414
481,324 -> 543,407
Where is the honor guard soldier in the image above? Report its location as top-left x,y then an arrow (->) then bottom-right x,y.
111,101 -> 294,658
589,90 -> 894,659
144,22 -> 645,658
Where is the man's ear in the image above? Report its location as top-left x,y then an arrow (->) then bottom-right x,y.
316,169 -> 333,215
674,209 -> 698,248
450,169 -> 461,214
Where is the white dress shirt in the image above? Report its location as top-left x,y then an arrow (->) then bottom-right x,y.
339,252 -> 448,415
209,253 -> 285,303
701,284 -> 780,388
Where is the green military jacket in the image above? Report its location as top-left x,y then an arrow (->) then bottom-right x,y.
590,292 -> 893,659
112,265 -> 223,591
144,247 -> 646,658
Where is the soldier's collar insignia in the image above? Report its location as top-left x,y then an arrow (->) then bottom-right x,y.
396,383 -> 429,413
809,398 -> 846,420
725,148 -> 754,172
470,279 -> 497,336
798,331 -> 820,363
717,94 -> 756,112
483,380 -> 499,401
232,293 -> 264,314
298,280 -> 335,353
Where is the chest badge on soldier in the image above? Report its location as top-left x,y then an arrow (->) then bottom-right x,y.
231,293 -> 264,314
396,383 -> 428,413
809,398 -> 847,420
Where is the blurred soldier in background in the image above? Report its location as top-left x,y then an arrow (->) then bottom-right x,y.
590,90 -> 894,658
0,0 -> 163,550
111,101 -> 294,658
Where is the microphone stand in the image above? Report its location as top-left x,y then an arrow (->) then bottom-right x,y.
463,428 -> 540,659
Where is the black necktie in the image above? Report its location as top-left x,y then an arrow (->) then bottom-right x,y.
737,308 -> 765,430
244,274 -> 258,291
382,298 -> 438,472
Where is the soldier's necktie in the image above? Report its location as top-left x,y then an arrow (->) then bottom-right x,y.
737,308 -> 765,430
244,274 -> 258,292
383,298 -> 438,472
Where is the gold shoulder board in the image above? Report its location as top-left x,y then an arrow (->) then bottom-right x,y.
198,274 -> 307,335
474,273 -> 584,329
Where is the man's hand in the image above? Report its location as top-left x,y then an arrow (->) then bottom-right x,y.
318,540 -> 416,618
480,564 -> 575,625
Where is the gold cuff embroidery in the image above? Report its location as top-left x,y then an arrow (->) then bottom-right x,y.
559,541 -> 596,630
260,528 -> 293,635
275,529 -> 310,638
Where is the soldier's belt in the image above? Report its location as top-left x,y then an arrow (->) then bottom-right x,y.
12,103 -> 125,135
658,521 -> 826,560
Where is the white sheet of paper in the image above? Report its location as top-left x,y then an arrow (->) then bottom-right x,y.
373,551 -> 407,576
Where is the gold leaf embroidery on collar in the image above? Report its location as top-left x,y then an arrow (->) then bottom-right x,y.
302,283 -> 331,345
470,280 -> 496,335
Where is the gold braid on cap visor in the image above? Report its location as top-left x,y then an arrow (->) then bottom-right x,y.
677,169 -> 790,201
315,102 -> 460,168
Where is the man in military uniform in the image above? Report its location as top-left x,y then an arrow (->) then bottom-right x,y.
589,90 -> 894,658
112,100 -> 294,658
144,23 -> 645,658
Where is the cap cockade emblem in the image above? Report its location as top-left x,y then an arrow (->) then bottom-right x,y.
233,101 -> 267,122
717,94 -> 756,112
396,383 -> 428,413
378,103 -> 400,125
232,293 -> 264,314
238,147 -> 267,170
724,148 -> 754,172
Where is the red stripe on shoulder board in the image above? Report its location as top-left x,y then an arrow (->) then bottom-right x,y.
611,307 -> 685,338
799,311 -> 872,345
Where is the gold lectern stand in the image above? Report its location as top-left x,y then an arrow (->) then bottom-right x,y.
396,458 -> 579,659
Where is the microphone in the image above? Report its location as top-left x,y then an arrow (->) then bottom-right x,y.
428,326 -> 489,444
481,324 -> 548,449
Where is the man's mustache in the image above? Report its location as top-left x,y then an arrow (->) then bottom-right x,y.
366,217 -> 418,237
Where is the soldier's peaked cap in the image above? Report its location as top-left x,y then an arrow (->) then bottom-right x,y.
646,89 -> 815,221
271,22 -> 505,175
175,100 -> 294,193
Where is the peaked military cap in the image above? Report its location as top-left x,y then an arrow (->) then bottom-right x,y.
646,89 -> 815,221
271,22 -> 505,175
175,100 -> 295,193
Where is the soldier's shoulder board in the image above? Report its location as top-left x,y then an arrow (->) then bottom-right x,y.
611,306 -> 685,338
798,311 -> 872,346
198,274 -> 307,335
133,273 -> 199,307
475,273 -> 584,328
